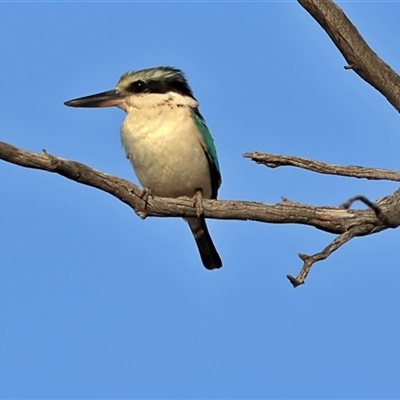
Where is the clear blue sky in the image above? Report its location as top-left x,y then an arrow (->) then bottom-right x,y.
1,2 -> 400,398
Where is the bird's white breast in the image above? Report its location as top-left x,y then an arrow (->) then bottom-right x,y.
120,95 -> 212,199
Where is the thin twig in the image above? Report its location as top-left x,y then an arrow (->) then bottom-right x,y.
244,152 -> 400,182
341,195 -> 400,228
287,226 -> 362,287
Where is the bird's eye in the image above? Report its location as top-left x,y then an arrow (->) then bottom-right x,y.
129,80 -> 146,93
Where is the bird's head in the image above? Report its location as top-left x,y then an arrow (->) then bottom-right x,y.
64,66 -> 196,111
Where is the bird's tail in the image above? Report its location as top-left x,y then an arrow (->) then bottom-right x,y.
185,217 -> 222,270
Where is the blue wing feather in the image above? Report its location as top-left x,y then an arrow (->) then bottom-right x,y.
191,109 -> 221,199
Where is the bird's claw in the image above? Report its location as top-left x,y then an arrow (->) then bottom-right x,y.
140,187 -> 152,208
193,190 -> 204,218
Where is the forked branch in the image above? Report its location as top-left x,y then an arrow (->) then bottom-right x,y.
1,0 -> 400,286
0,140 -> 398,287
287,226 -> 361,287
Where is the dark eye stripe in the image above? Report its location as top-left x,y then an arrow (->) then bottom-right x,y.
126,79 -> 195,99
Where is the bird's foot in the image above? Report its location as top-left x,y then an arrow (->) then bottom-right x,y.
193,189 -> 204,218
139,187 -> 152,209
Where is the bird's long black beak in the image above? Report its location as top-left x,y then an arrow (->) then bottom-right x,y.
64,89 -> 125,108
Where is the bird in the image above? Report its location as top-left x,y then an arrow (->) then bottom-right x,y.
64,66 -> 222,269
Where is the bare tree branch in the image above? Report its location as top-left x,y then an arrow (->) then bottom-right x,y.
298,0 -> 400,112
244,152 -> 400,181
341,195 -> 400,228
0,140 -> 392,232
2,0 -> 400,286
287,226 -> 361,287
0,139 -> 397,290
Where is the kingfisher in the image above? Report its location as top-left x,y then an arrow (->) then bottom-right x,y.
64,66 -> 222,269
